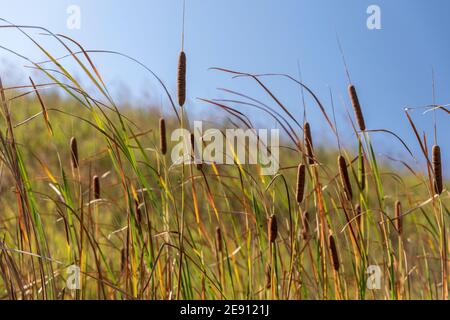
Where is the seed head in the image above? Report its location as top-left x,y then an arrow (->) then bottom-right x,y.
268,214 -> 278,243
348,84 -> 366,131
296,164 -> 306,204
338,155 -> 353,201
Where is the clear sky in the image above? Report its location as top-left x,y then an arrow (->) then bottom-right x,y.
0,0 -> 448,172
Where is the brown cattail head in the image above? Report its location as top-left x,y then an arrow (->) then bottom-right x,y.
328,234 -> 340,272
93,175 -> 100,200
338,155 -> 353,201
70,137 -> 79,169
177,51 -> 186,107
432,145 -> 443,195
348,84 -> 366,131
265,264 -> 272,289
355,204 -> 362,230
159,118 -> 167,155
268,214 -> 278,243
394,200 -> 402,235
120,247 -> 127,273
296,164 -> 306,204
134,199 -> 142,225
301,210 -> 310,240
304,122 -> 315,164
215,227 -> 223,253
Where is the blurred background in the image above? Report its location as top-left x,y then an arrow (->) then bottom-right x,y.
0,0 -> 448,172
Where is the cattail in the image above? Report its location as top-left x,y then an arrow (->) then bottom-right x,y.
338,155 -> 353,201
432,145 -> 443,195
70,137 -> 79,169
348,84 -> 366,131
177,51 -> 186,107
296,164 -> 306,204
304,122 -> 314,164
301,210 -> 310,240
159,118 -> 167,155
355,204 -> 362,230
120,248 -> 127,273
93,175 -> 100,200
358,142 -> 365,190
265,264 -> 272,289
329,234 -> 340,272
134,199 -> 142,225
215,227 -> 223,253
394,200 -> 402,235
268,214 -> 278,243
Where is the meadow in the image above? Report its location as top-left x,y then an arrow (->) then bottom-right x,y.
0,19 -> 448,300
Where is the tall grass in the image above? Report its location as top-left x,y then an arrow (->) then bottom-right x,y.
0,19 -> 447,301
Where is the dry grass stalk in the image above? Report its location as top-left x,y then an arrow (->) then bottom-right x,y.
93,175 -> 100,200
296,164 -> 306,204
329,234 -> 340,271
338,155 -> 353,201
348,84 -> 366,131
304,122 -> 315,164
268,214 -> 278,243
70,137 -> 79,169
432,145 -> 443,195
159,118 -> 167,155
177,51 -> 186,107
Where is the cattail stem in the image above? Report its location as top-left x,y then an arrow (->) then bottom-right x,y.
338,155 -> 353,201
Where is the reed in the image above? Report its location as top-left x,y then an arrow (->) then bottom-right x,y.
338,155 -> 353,201
93,175 -> 100,200
395,200 -> 402,235
70,137 -> 79,169
268,214 -> 278,243
329,234 -> 340,271
304,122 -> 314,164
348,84 -> 366,131
216,227 -> 223,253
296,164 -> 306,204
159,118 -> 167,155
432,145 -> 443,195
177,51 -> 186,107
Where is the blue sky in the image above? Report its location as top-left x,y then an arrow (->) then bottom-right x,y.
0,0 -> 448,172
